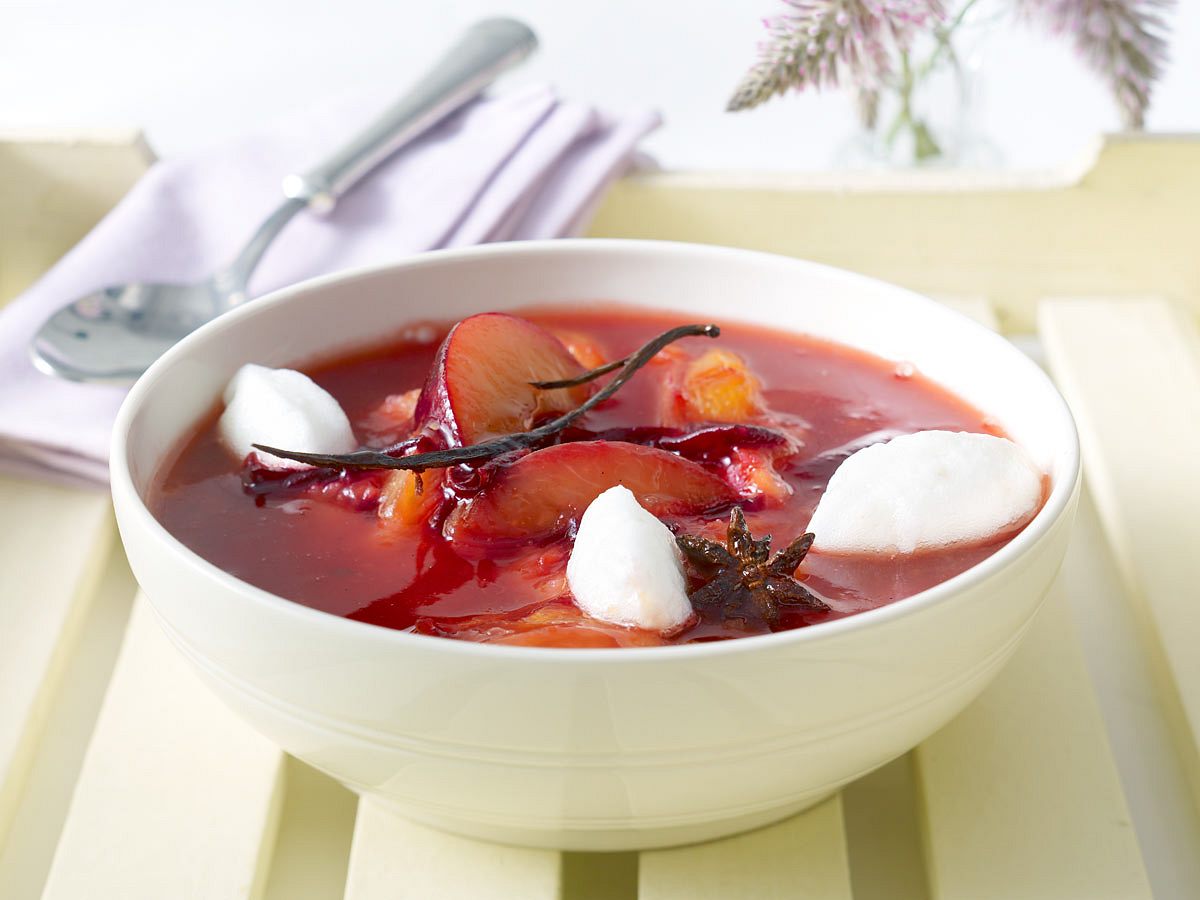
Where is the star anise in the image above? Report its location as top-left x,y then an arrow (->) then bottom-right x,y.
677,507 -> 828,629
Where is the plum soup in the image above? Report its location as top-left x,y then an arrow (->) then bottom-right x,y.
150,307 -> 1045,648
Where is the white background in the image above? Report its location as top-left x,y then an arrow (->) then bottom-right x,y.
1,0 -> 1196,171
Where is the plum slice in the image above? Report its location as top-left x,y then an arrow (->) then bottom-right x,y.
444,441 -> 737,548
413,313 -> 591,445
563,424 -> 800,504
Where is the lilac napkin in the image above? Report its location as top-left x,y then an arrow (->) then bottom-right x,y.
0,84 -> 660,486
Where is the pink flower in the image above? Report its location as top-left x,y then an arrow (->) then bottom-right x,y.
1019,0 -> 1172,128
728,1 -> 947,111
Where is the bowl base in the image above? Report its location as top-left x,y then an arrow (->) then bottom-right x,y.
363,787 -> 839,852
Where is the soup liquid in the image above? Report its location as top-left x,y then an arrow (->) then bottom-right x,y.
151,308 -> 1016,646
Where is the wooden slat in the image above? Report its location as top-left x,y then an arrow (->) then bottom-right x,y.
1060,487 -> 1200,897
1040,297 -> 1200,804
915,587 -> 1151,899
0,535 -> 137,900
41,598 -> 285,900
638,795 -> 852,900
343,799 -> 561,900
0,481 -> 113,847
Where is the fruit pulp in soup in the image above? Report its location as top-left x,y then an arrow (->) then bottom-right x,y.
151,307 -> 1024,648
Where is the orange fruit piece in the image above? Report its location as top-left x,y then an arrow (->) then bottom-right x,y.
724,446 -> 794,504
378,468 -> 444,527
550,328 -> 608,370
680,349 -> 765,423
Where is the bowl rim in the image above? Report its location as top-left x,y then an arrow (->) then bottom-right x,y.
111,238 -> 1081,664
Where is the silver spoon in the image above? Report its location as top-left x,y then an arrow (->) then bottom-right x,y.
31,18 -> 537,385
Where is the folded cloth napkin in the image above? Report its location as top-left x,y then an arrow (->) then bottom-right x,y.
0,84 -> 660,486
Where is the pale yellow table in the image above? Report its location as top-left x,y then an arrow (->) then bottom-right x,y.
2,133 -> 1198,899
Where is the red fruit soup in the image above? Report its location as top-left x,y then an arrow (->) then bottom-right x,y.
150,307 -> 1030,648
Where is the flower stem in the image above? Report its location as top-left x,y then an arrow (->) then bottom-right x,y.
921,0 -> 985,78
885,49 -> 939,162
883,49 -> 915,148
882,0 -> 990,164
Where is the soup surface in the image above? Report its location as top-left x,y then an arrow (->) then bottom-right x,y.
151,307 -> 1022,647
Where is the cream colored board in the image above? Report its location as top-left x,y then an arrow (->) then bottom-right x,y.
588,136 -> 1200,332
1058,488 -> 1200,898
915,587 -> 1150,899
638,795 -> 852,900
1040,297 -> 1200,804
0,480 -> 112,847
343,799 -> 561,900
0,537 -> 137,900
0,131 -> 153,305
933,295 -> 1001,331
42,598 -> 285,900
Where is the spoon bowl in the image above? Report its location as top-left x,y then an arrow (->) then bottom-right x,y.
31,278 -> 236,383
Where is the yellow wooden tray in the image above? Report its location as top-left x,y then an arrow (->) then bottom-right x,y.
2,132 -> 1198,899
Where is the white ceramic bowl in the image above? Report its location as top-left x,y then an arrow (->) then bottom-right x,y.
111,240 -> 1080,851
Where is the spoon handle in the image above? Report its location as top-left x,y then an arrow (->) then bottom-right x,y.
283,18 -> 537,211
221,18 -> 536,291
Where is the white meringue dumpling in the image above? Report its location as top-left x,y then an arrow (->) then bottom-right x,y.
808,430 -> 1043,554
218,364 -> 356,469
566,486 -> 694,632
